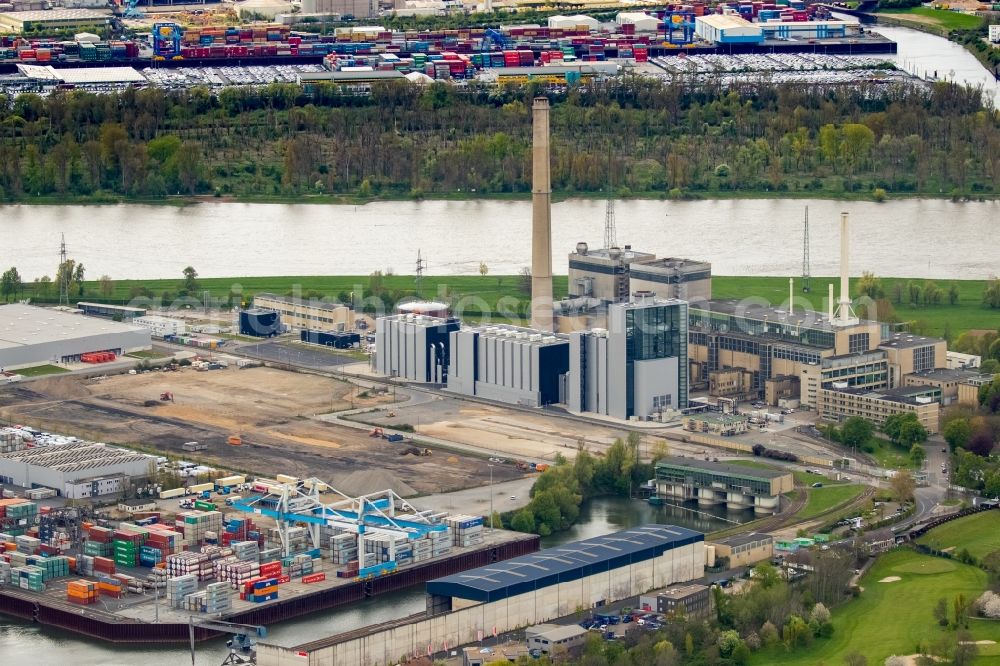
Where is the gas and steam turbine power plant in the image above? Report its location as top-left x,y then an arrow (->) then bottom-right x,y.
531,97 -> 554,333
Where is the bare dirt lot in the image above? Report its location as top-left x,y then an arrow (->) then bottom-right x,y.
0,367 -> 520,494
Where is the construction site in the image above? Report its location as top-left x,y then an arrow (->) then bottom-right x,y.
0,366 -> 522,496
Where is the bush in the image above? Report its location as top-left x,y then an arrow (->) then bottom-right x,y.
873,187 -> 887,202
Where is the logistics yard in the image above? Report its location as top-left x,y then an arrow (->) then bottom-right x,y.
0,366 -> 522,495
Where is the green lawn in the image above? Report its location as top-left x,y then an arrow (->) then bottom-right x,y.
917,510 -> 1000,559
751,549 -> 995,665
125,350 -> 169,360
793,469 -> 850,486
712,275 -> 1000,338
22,274 -> 1000,337
797,484 -> 865,520
13,364 -> 69,377
867,437 -> 918,470
879,6 -> 985,32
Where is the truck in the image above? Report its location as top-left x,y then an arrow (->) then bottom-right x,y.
216,486 -> 231,496
224,495 -> 242,506
215,475 -> 245,488
187,482 -> 215,494
199,490 -> 212,500
158,487 -> 186,500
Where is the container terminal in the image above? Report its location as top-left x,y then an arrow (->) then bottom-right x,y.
0,476 -> 539,643
0,2 -> 895,77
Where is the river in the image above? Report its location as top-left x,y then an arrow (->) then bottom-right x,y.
0,496 -> 740,665
2,196 -> 998,283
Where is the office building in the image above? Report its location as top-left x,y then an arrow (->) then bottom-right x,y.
447,325 -> 569,407
252,293 -> 355,333
525,624 -> 587,654
878,333 -> 949,387
374,313 -> 460,383
708,533 -> 774,567
903,368 -> 993,407
568,297 -> 688,421
816,385 -> 940,434
133,315 -> 186,338
638,584 -> 711,620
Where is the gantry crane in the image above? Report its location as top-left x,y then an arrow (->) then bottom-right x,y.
188,616 -> 267,666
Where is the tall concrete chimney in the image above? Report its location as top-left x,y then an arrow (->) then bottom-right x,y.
788,277 -> 794,315
530,97 -> 553,332
828,283 -> 834,322
835,211 -> 858,326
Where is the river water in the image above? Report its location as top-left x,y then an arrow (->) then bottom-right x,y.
0,496 -> 740,665
2,196 -> 998,283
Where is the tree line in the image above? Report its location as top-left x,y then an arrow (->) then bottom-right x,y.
0,76 -> 999,201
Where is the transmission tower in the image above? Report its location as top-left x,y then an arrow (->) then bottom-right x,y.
415,249 -> 427,298
801,206 -> 811,293
58,233 -> 69,306
603,148 -> 617,249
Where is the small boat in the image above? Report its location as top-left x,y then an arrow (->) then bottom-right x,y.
647,496 -> 664,506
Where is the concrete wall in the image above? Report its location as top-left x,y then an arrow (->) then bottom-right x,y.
258,542 -> 704,666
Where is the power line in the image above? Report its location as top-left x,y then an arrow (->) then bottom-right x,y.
415,248 -> 427,298
604,147 -> 616,250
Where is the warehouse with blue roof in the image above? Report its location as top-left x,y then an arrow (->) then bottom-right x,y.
427,524 -> 704,621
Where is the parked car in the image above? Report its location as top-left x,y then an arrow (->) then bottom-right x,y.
812,482 -> 823,488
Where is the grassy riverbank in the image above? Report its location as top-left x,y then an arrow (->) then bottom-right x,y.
18,274 -> 995,338
877,6 -> 984,35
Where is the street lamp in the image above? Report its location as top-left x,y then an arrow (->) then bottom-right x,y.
488,464 -> 494,530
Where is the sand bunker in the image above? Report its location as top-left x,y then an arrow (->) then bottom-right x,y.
879,576 -> 902,583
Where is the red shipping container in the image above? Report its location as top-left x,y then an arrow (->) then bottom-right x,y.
302,573 -> 326,584
278,574 -> 291,584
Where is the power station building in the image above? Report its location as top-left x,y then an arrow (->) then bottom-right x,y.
446,325 -> 569,407
568,297 -> 688,421
238,308 -> 282,338
566,242 -> 711,305
653,457 -> 794,514
0,303 -> 151,370
374,313 -> 460,383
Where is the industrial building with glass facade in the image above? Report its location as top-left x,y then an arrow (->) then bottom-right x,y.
568,298 -> 688,421
654,456 -> 794,514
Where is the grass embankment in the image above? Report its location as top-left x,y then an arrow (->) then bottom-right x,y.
125,350 -> 170,360
751,549 -> 996,664
712,275 -> 1000,338
867,436 -> 918,470
917,510 -> 1000,560
797,484 -> 866,520
47,274 -> 1000,339
878,6 -> 984,35
13,365 -> 70,377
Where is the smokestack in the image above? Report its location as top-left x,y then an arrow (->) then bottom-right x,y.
828,283 -> 834,322
531,97 -> 553,332
836,211 -> 858,326
789,277 -> 794,315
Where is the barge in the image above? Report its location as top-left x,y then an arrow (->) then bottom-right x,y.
0,531 -> 539,643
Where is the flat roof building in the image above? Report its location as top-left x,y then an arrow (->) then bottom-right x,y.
695,14 -> 764,44
0,303 -> 151,370
447,324 -> 569,407
709,533 -> 773,567
903,368 -> 992,407
0,442 -> 155,495
0,8 -> 110,31
375,313 -> 460,383
252,293 -> 354,333
638,583 -> 711,619
654,456 -> 793,514
628,257 -> 712,303
568,297 -> 688,421
525,623 -> 587,654
76,301 -> 146,320
568,244 -> 655,303
816,384 -> 940,434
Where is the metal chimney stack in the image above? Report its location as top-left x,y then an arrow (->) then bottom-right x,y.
530,97 -> 554,332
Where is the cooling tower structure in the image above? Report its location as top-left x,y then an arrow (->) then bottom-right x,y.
530,97 -> 554,332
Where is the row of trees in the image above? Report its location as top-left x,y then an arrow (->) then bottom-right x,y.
1,76 -> 999,199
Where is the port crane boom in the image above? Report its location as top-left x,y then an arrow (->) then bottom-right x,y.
188,617 -> 267,666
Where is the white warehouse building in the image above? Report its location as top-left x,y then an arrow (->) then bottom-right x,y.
615,11 -> 660,32
447,325 -> 570,407
0,303 -> 151,370
0,442 -> 155,496
374,314 -> 460,383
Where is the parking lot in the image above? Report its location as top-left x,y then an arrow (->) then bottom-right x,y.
140,63 -> 326,88
647,52 -> 915,85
